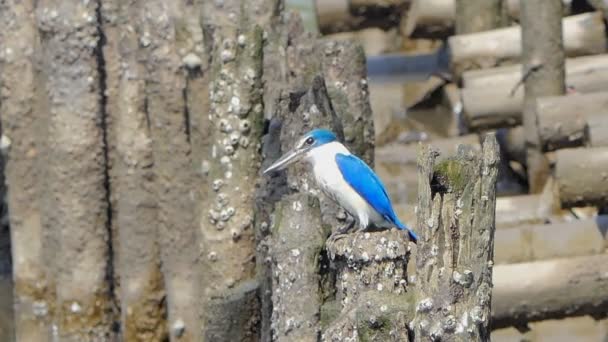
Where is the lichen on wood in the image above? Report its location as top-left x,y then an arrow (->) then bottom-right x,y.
412,135 -> 499,341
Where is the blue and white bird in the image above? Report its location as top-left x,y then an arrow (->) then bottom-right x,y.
264,128 -> 418,243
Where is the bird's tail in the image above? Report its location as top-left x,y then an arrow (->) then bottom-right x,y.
395,219 -> 418,244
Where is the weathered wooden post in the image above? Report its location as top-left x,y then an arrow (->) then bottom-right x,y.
0,0 -> 52,340
412,135 -> 499,341
36,0 -> 115,339
101,0 -> 167,340
198,0 -> 266,340
139,0 -> 207,339
323,230 -> 413,341
267,75 -> 344,341
452,0 -> 504,74
520,0 -> 566,193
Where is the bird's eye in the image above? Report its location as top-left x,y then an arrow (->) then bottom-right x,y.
305,137 -> 315,145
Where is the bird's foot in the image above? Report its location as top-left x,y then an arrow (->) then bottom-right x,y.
327,232 -> 348,245
327,219 -> 355,244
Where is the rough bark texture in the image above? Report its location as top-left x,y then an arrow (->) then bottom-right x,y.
323,230 -> 414,341
100,1 -> 167,340
492,254 -> 608,329
412,135 -> 499,341
199,1 -> 265,340
36,0 -> 114,339
555,146 -> 608,208
537,92 -> 608,151
269,75 -> 344,341
520,0 -> 566,193
461,55 -> 608,130
138,1 -> 204,340
320,40 -> 375,165
0,1 -> 51,340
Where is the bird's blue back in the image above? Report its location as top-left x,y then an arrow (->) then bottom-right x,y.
335,153 -> 418,242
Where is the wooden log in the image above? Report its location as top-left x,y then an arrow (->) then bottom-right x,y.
100,1 -> 167,340
495,216 -> 608,265
461,54 -> 608,130
492,254 -> 608,329
449,12 -> 605,74
199,1 -> 267,340
412,135 -> 499,341
505,0 -> 572,20
452,0 -> 505,75
322,230 -> 413,341
268,76 -> 345,341
316,0 -> 408,34
521,0 -> 566,193
37,0 -> 114,339
537,92 -> 608,151
402,0 -> 571,38
261,16 -> 347,339
555,147 -> 608,208
401,0 -> 454,38
0,1 -> 52,340
139,1 -> 205,339
495,194 -> 553,228
455,0 -> 503,35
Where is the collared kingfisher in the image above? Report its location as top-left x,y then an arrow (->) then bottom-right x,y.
264,128 -> 418,243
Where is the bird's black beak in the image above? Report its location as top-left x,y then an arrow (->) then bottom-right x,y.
263,148 -> 305,174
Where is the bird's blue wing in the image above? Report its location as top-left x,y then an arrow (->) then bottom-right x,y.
335,153 -> 417,242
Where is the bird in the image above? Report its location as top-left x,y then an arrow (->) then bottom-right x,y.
263,128 -> 418,243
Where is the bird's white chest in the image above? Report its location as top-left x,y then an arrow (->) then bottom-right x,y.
308,143 -> 381,227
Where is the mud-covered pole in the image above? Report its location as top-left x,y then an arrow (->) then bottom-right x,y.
412,135 -> 499,341
36,0 -> 115,339
101,1 -> 167,340
520,0 -> 566,193
139,0 -> 205,339
0,0 -> 52,340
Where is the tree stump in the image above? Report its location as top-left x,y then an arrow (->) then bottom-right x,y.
323,230 -> 413,341
412,135 -> 499,341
